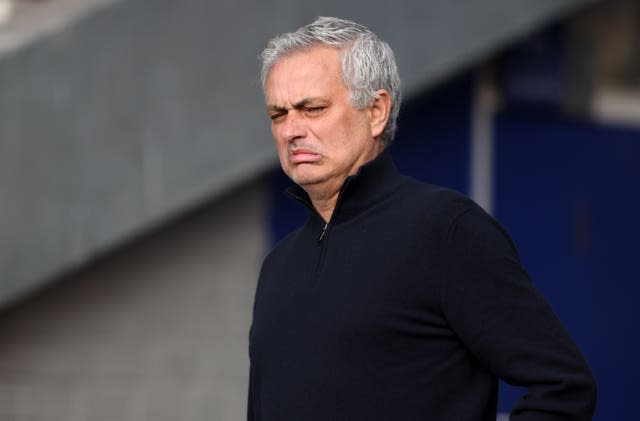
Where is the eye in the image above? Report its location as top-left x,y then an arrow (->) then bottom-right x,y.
269,112 -> 285,122
304,106 -> 327,116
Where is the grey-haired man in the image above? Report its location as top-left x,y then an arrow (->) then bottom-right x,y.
249,16 -> 596,421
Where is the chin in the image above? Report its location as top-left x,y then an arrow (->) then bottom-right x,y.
288,168 -> 328,187
290,174 -> 324,186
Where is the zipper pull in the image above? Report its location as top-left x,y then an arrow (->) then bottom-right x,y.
317,223 -> 328,242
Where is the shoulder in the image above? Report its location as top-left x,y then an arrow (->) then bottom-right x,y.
394,176 -> 479,227
395,176 -> 518,253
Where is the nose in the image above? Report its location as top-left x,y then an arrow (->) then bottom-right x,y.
278,111 -> 307,143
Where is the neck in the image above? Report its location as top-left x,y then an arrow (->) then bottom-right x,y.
304,178 -> 343,223
304,146 -> 385,223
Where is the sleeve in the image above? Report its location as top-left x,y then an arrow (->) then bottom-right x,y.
441,206 -> 597,420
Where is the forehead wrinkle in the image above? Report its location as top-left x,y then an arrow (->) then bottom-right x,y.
265,47 -> 348,106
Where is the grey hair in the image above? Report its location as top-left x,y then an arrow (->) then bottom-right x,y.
260,16 -> 402,146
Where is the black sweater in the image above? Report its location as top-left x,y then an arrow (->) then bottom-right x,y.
248,152 -> 596,420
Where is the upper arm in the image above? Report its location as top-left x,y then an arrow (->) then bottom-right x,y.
441,206 -> 597,419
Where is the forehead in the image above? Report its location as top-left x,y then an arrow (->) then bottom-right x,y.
264,47 -> 347,104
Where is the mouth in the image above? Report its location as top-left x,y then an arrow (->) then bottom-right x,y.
289,148 -> 321,164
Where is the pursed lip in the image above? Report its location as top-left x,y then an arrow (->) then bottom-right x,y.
289,148 -> 321,164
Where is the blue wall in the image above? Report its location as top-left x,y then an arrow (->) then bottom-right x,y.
494,109 -> 640,418
493,23 -> 640,418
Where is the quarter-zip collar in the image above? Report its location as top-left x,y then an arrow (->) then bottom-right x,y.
285,150 -> 404,226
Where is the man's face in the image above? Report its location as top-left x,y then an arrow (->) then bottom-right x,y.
264,46 -> 383,191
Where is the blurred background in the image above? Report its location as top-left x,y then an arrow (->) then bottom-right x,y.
0,0 -> 637,419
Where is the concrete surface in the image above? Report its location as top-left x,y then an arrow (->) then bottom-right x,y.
0,179 -> 266,420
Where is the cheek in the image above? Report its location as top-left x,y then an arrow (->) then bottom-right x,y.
315,116 -> 351,146
271,128 -> 286,150
271,134 -> 287,161
271,125 -> 280,143
330,115 -> 368,148
275,142 -> 289,164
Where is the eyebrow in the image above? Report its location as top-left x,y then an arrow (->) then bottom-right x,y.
267,97 -> 327,114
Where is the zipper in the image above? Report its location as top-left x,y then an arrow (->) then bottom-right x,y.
313,222 -> 330,283
317,223 -> 328,242
286,176 -> 353,285
286,189 -> 331,281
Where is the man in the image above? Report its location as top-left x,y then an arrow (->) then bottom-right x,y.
249,16 -> 596,420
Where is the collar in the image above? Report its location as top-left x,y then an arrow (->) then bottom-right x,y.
286,150 -> 404,225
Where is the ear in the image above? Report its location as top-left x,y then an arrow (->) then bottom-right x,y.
369,89 -> 392,140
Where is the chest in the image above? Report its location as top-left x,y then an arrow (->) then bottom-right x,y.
251,213 -> 450,356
